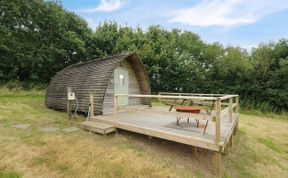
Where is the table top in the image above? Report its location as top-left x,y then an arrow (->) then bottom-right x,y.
175,106 -> 202,112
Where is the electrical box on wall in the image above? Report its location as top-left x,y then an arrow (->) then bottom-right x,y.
68,92 -> 75,100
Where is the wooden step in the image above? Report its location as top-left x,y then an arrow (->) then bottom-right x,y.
81,121 -> 116,135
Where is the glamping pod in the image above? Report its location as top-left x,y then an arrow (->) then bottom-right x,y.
45,53 -> 151,115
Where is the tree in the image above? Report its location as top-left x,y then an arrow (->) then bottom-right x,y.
0,1 -> 287,111
0,0 -> 92,84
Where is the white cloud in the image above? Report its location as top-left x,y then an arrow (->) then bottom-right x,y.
79,0 -> 123,13
168,0 -> 288,27
84,18 -> 99,30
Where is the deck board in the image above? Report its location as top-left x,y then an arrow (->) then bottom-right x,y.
91,106 -> 239,151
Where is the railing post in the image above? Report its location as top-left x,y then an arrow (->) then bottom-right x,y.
229,97 -> 233,122
215,97 -> 221,143
89,93 -> 94,117
235,96 -> 239,113
215,97 -> 222,177
158,92 -> 162,106
114,95 -> 118,116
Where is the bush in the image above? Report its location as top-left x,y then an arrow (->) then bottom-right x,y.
2,81 -> 47,91
22,83 -> 47,90
4,80 -> 23,90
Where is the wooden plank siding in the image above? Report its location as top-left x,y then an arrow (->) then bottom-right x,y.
45,53 -> 151,115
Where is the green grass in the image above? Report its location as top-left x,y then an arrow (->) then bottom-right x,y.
33,156 -> 50,166
0,172 -> 21,178
0,88 -> 288,177
240,109 -> 288,120
258,138 -> 282,153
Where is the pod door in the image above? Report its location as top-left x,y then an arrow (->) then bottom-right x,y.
114,68 -> 129,105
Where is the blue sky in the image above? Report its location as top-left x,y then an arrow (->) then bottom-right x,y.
61,0 -> 288,50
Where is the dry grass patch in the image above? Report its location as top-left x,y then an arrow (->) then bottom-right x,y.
0,89 -> 288,178
223,114 -> 288,178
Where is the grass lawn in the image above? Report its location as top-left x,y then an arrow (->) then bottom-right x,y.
0,89 -> 288,178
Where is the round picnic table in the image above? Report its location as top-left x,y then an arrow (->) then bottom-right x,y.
174,106 -> 209,135
175,106 -> 202,113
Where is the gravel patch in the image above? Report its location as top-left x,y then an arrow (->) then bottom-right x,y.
13,124 -> 31,129
63,127 -> 80,132
39,127 -> 58,132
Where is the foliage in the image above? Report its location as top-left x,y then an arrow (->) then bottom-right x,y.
0,1 -> 287,111
0,0 -> 92,83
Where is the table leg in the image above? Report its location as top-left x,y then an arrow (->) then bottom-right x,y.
195,118 -> 199,127
203,120 -> 209,135
176,116 -> 182,125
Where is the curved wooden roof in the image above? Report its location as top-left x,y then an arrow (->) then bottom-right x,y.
45,53 -> 150,114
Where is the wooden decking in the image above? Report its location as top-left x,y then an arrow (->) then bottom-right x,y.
91,106 -> 239,152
